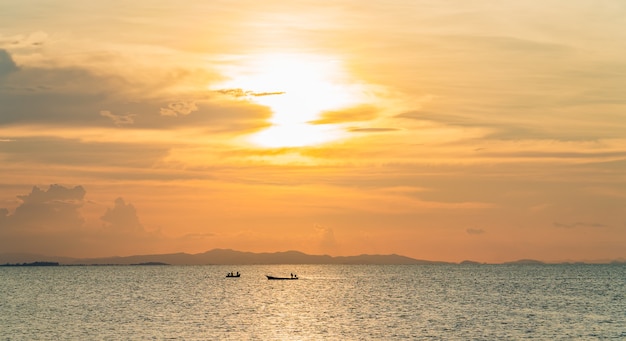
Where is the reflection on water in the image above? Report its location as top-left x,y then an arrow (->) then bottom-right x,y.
1,264 -> 625,340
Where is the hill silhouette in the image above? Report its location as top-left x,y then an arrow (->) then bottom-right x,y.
0,249 -> 450,265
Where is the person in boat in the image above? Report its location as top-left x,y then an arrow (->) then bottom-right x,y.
236,272 -> 239,276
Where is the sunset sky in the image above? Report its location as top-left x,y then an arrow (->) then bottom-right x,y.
1,1 -> 625,263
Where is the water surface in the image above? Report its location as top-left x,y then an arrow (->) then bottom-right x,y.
1,264 -> 624,340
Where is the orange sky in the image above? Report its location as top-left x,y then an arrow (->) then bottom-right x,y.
1,1 -> 625,263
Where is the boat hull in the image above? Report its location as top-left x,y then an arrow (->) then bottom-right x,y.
266,275 -> 298,280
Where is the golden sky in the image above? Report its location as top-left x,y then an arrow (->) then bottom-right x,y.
1,1 -> 625,263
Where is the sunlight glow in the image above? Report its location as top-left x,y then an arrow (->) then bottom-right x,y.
214,53 -> 364,147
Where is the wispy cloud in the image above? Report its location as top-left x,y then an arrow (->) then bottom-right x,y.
348,127 -> 399,133
100,110 -> 136,126
159,101 -> 198,117
554,222 -> 609,229
0,31 -> 48,49
466,228 -> 485,235
214,88 -> 285,98
309,105 -> 379,125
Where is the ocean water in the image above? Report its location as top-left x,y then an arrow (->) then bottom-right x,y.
0,264 -> 624,340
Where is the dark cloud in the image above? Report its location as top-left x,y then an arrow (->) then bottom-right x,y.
0,65 -> 120,126
0,55 -> 271,132
0,49 -> 19,78
309,105 -> 379,125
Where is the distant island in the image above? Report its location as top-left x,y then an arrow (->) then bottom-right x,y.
503,259 -> 545,265
459,260 -> 484,265
1,261 -> 60,267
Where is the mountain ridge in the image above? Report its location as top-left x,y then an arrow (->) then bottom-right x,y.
0,249 -> 449,265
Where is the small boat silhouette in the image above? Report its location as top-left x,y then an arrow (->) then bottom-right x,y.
266,274 -> 298,280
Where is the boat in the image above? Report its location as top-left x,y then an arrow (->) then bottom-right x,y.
266,275 -> 298,280
226,272 -> 240,278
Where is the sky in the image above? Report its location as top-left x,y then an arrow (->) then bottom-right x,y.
1,0 -> 625,263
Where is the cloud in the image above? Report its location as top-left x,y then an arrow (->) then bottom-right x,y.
553,222 -> 608,229
0,64 -> 129,127
309,105 -> 379,125
0,185 -> 172,256
0,50 -> 269,133
101,198 -> 143,233
0,49 -> 19,78
0,184 -> 85,231
484,150 -> 626,160
0,31 -> 48,49
466,228 -> 485,235
251,91 -> 286,97
214,88 -> 285,98
0,136 -> 169,169
0,67 -> 271,135
348,127 -> 399,133
100,110 -> 136,126
159,101 -> 198,117
179,232 -> 217,240
313,225 -> 338,252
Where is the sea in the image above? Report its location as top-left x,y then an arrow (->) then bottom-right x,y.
0,264 -> 624,340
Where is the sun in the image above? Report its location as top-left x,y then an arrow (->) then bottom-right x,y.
214,53 -> 364,147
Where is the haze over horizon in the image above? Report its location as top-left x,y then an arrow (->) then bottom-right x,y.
1,1 -> 625,264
